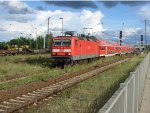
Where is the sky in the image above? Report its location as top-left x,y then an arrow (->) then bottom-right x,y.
0,1 -> 150,45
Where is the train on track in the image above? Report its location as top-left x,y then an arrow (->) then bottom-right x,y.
51,31 -> 135,66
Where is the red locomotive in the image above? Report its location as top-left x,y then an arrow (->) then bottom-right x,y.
51,31 -> 134,66
51,31 -> 99,65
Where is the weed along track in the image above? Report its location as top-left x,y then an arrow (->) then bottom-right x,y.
0,57 -> 130,113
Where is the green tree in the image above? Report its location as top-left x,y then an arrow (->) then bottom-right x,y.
1,33 -> 53,50
9,38 -> 19,47
37,36 -> 44,49
0,42 -> 8,50
45,33 -> 52,50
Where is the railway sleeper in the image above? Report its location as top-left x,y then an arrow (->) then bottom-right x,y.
47,85 -> 62,89
7,101 -> 21,106
43,87 -> 60,92
28,93 -> 43,97
0,108 -> 5,112
32,91 -> 49,95
40,88 -> 54,92
0,104 -> 11,109
41,87 -> 58,91
10,99 -> 25,103
41,89 -> 58,94
36,89 -> 53,93
22,95 -> 35,100
22,95 -> 36,99
55,81 -> 68,86
2,101 -> 12,105
16,97 -> 32,101
1,101 -> 21,109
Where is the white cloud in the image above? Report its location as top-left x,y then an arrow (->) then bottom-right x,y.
137,4 -> 150,37
5,1 -> 28,9
35,10 -> 104,35
138,4 -> 150,20
0,2 -> 104,41
123,28 -> 142,37
97,27 -> 142,44
0,1 -> 34,14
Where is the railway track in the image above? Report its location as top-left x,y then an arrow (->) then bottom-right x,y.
0,58 -> 130,113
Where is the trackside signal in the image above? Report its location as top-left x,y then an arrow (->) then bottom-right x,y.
119,31 -> 122,46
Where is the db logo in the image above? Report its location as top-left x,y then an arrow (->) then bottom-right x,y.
60,49 -> 63,52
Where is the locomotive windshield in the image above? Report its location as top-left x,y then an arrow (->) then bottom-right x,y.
53,40 -> 71,46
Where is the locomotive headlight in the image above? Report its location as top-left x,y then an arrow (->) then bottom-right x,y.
64,49 -> 71,52
66,53 -> 71,55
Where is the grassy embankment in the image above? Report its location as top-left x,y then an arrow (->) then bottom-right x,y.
0,54 -> 133,90
25,53 -> 146,113
0,54 -> 50,80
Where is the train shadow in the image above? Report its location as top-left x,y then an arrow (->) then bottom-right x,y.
25,57 -> 55,68
14,56 -> 55,68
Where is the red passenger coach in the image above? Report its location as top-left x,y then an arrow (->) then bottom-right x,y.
114,42 -> 121,55
97,39 -> 115,57
121,45 -> 128,54
98,39 -> 107,57
51,31 -> 99,64
106,43 -> 115,56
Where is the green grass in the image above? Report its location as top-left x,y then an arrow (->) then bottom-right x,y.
24,53 -> 146,113
0,54 -> 50,82
0,54 -> 125,90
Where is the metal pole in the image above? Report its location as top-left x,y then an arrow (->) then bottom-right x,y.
43,36 -> 45,49
59,18 -> 63,36
35,28 -> 38,49
43,31 -> 46,49
139,38 -> 141,51
48,17 -> 50,34
59,18 -> 63,46
47,17 -> 50,49
145,20 -> 147,51
62,18 -> 63,36
30,34 -> 31,49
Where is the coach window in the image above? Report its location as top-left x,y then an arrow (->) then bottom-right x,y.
116,47 -> 120,50
101,47 -> 105,50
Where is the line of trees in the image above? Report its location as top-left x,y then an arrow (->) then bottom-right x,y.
0,34 -> 52,50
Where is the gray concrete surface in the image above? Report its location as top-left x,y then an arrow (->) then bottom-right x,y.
139,65 -> 150,113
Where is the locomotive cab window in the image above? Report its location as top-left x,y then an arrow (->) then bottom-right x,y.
62,40 -> 71,46
53,40 -> 71,46
53,40 -> 61,46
